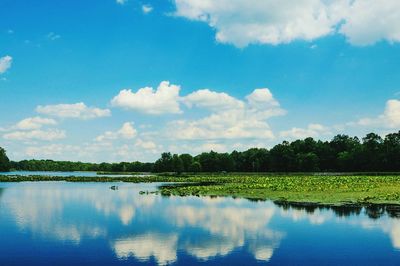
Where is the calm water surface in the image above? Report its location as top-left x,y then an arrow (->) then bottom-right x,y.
0,182 -> 400,265
0,171 -> 136,177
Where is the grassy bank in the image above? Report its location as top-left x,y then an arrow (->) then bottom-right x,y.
1,174 -> 400,206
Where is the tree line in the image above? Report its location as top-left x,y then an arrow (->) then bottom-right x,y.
1,131 -> 400,173
153,131 -> 400,173
7,160 -> 154,173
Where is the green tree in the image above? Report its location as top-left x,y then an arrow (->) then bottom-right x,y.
172,154 -> 184,174
154,152 -> 174,172
0,147 -> 11,172
269,141 -> 296,171
188,161 -> 202,172
383,131 -> 400,171
197,151 -> 219,172
361,133 -> 383,171
297,152 -> 319,172
179,154 -> 193,172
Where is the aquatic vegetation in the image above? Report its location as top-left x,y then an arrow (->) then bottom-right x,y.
2,174 -> 400,206
156,175 -> 400,206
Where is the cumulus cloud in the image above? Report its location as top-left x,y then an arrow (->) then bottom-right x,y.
173,0 -> 344,47
173,0 -> 400,47
246,89 -> 280,109
22,142 -> 113,161
0,55 -> 12,74
3,129 -> 66,141
116,0 -> 127,5
36,102 -> 111,120
169,110 -> 275,140
352,99 -> 400,129
21,139 -> 162,162
25,144 -> 81,157
134,139 -> 157,150
95,122 -> 137,141
184,89 -> 244,110
340,0 -> 400,45
280,123 -> 331,139
168,88 -> 285,140
111,81 -> 182,115
382,100 -> 400,128
14,116 -> 57,130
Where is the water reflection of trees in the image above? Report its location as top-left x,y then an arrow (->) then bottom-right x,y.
274,201 -> 362,217
274,200 -> 400,219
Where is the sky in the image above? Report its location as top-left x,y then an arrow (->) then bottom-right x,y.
1,0 -> 400,162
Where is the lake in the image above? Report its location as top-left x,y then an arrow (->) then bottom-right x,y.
0,171 -> 138,177
0,182 -> 399,265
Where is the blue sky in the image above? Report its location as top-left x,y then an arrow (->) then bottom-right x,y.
1,0 -> 400,162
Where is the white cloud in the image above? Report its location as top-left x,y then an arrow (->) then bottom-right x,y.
246,88 -> 280,109
173,0 -> 400,47
381,99 -> 400,128
118,122 -> 137,139
20,140 -> 162,162
169,142 -> 228,154
135,139 -> 157,150
95,122 -> 137,141
25,144 -> 81,157
173,0 -> 345,47
36,102 -> 111,120
3,129 -> 66,141
184,89 -> 244,110
168,88 -> 285,140
111,81 -> 182,115
169,110 -> 275,140
22,142 -> 113,161
340,0 -> 400,45
0,55 -> 12,74
352,99 -> 400,129
14,117 -> 57,130
280,123 -> 331,139
142,5 -> 153,14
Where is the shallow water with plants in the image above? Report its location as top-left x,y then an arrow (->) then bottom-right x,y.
1,182 -> 400,265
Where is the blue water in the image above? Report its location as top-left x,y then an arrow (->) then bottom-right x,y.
0,182 -> 399,265
0,171 -> 138,177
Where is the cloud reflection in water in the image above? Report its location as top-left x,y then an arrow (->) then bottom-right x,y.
1,182 -> 400,265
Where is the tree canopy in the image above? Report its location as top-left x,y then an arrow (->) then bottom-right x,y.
153,131 -> 400,173
0,147 -> 11,172
10,159 -> 153,173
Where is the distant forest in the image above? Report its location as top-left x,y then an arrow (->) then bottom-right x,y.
1,131 -> 400,173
